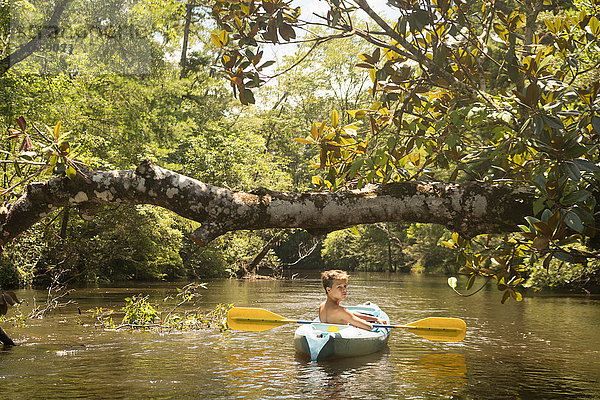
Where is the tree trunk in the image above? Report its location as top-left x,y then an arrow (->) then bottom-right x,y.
60,206 -> 70,240
0,160 -> 535,248
179,4 -> 194,79
0,0 -> 72,76
240,231 -> 286,278
0,326 -> 16,346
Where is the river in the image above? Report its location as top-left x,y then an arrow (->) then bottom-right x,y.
1,272 -> 599,399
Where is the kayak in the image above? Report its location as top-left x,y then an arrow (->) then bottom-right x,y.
293,302 -> 391,361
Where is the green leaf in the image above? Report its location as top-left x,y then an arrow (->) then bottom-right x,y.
564,144 -> 588,159
66,165 -> 76,179
347,159 -> 363,179
466,274 -> 476,290
533,196 -> 546,215
13,161 -> 22,177
331,110 -> 339,127
243,88 -> 255,104
572,158 -> 600,173
591,115 -> 600,134
53,121 -> 61,140
564,210 -> 584,232
258,60 -> 276,70
561,190 -> 591,205
542,115 -> 564,130
554,250 -> 574,262
562,161 -> 581,181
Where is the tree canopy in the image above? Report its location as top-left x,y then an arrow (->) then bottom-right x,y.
206,0 -> 600,297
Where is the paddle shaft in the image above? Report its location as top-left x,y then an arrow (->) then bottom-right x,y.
373,324 -> 463,332
227,307 -> 466,341
229,318 -> 461,331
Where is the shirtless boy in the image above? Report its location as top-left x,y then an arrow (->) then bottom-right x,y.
318,269 -> 385,330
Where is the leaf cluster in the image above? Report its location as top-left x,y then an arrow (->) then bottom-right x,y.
209,0 -> 600,296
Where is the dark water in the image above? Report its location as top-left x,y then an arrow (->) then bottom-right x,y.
1,273 -> 599,399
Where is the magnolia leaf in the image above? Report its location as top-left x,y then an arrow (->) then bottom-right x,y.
53,121 -> 61,140
442,240 -> 456,249
331,110 -> 339,127
532,236 -> 549,249
564,210 -> 584,233
348,226 -> 360,235
311,123 -> 319,140
466,274 -> 476,290
294,137 -> 313,144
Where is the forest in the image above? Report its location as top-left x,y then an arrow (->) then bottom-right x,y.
0,0 -> 599,299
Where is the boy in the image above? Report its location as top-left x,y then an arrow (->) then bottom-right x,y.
319,269 -> 385,330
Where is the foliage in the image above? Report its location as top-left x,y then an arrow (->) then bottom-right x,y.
322,224 -> 406,271
2,0 -> 600,296
91,284 -> 232,332
0,0 -> 300,284
406,223 -> 456,273
121,295 -> 159,326
209,0 -> 600,297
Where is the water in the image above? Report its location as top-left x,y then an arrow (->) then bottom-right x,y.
1,273 -> 599,399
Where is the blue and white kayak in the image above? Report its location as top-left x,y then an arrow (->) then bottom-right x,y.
293,302 -> 391,361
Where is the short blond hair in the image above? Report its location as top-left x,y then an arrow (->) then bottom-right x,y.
321,270 -> 348,292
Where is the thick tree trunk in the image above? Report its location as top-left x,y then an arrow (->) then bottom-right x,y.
0,160 -> 535,247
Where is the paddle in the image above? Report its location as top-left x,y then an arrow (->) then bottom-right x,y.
227,307 -> 466,342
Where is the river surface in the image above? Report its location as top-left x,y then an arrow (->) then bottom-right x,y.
1,272 -> 599,399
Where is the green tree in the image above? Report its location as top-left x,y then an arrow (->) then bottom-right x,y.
208,0 -> 600,297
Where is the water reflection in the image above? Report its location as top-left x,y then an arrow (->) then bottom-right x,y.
1,276 -> 599,399
295,351 -> 393,400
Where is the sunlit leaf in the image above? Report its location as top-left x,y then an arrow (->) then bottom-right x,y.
447,277 -> 457,289
294,138 -> 313,144
466,274 -> 476,290
331,110 -> 339,127
53,121 -> 61,140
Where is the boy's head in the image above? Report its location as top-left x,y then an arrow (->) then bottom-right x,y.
321,269 -> 348,293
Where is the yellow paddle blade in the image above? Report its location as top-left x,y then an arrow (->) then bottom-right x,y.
401,317 -> 466,342
227,307 -> 296,332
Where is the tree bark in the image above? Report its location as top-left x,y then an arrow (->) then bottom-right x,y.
179,3 -> 194,79
0,326 -> 16,346
242,231 -> 286,277
0,160 -> 535,247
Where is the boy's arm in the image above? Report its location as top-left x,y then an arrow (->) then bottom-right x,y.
341,309 -> 373,331
353,312 -> 386,324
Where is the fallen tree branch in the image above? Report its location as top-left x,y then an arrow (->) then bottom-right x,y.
0,160 -> 535,247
